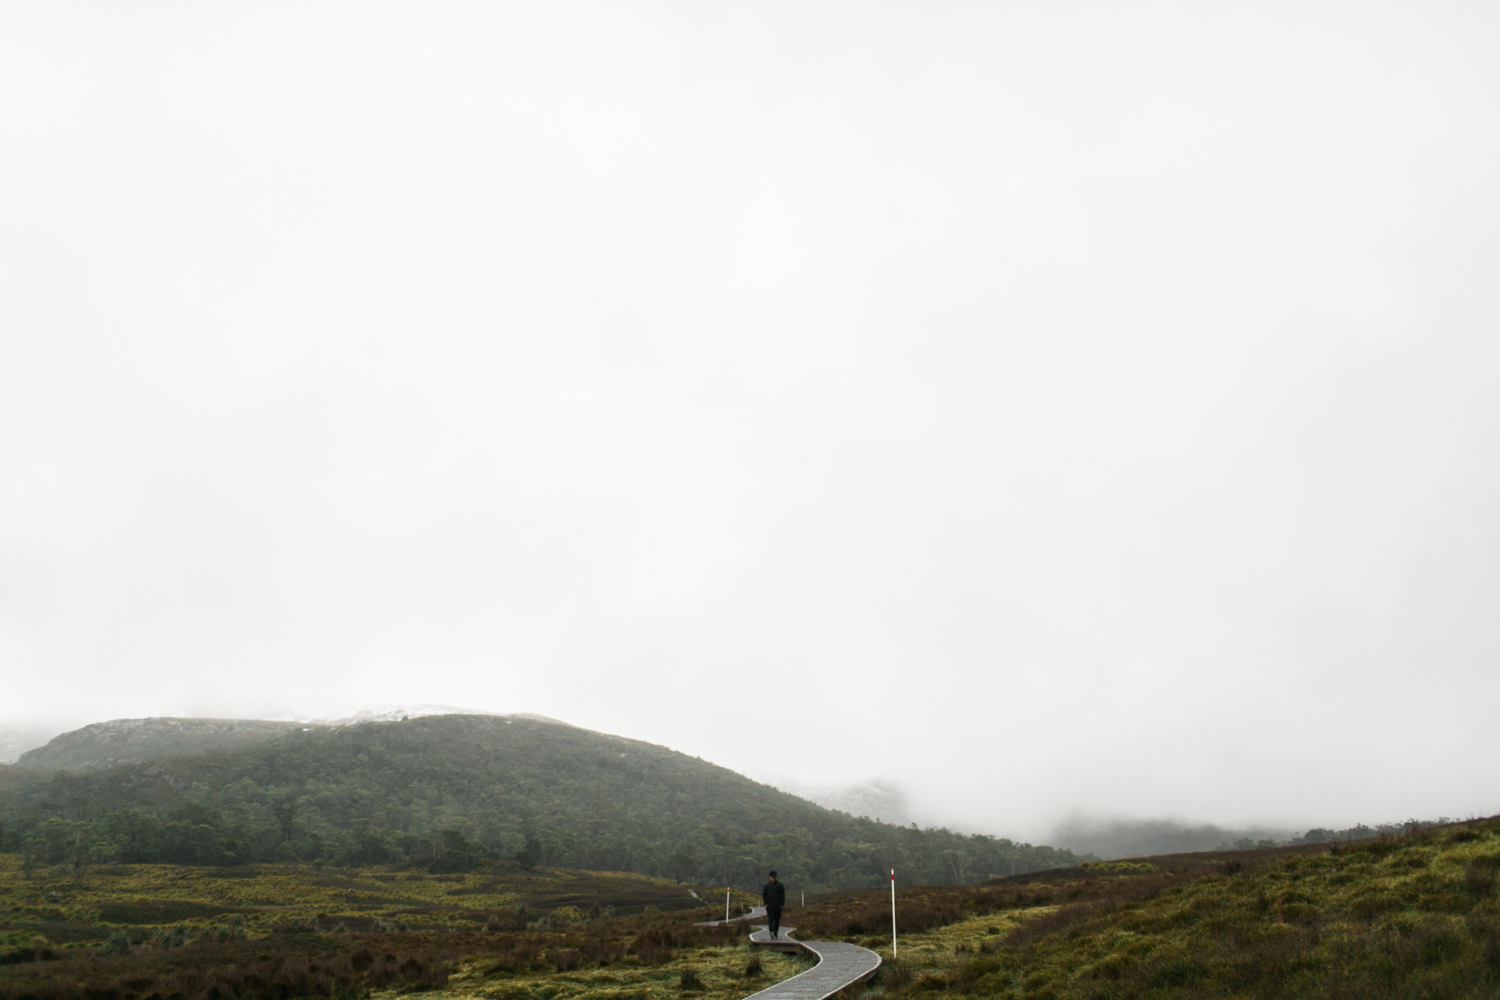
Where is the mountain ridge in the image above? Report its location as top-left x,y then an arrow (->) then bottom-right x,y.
0,713 -> 1084,891
15,717 -> 313,771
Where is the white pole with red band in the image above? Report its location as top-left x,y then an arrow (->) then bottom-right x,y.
890,868 -> 898,956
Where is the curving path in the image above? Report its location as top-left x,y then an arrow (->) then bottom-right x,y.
696,904 -> 883,999
694,904 -> 770,928
746,919 -> 882,1000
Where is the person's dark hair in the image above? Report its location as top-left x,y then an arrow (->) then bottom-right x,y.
769,871 -> 777,878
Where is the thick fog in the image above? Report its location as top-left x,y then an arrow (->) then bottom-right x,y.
3,2 -> 1499,844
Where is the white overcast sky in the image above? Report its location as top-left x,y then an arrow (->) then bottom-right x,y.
3,1 -> 1499,841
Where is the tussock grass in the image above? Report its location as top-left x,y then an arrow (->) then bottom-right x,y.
0,852 -> 765,1000
0,910 -> 786,1000
428,935 -> 812,1000
11,818 -> 1500,999
0,852 -> 724,943
800,816 -> 1500,999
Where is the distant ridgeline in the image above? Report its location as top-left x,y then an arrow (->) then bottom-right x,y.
0,715 -> 1085,890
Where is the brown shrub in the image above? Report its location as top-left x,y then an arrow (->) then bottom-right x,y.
880,958 -> 914,990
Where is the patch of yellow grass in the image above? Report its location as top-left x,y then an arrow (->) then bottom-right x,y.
0,853 -> 720,934
396,940 -> 812,1000
399,910 -> 1057,1000
859,909 -> 1052,983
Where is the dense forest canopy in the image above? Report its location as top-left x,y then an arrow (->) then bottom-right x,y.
0,715 -> 1085,890
14,717 -> 306,771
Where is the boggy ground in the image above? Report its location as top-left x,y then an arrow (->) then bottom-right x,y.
401,905 -> 1040,1000
0,908 -> 767,1000
389,901 -> 1039,1000
419,938 -> 815,1000
0,855 -> 758,1000
7,818 -> 1500,1000
786,818 -> 1500,999
0,854 -> 736,948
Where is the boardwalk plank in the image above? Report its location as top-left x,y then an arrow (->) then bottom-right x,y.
697,902 -> 883,999
743,923 -> 881,1000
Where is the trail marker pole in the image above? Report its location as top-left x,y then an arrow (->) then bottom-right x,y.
891,868 -> 898,956
801,890 -> 805,908
726,888 -> 730,923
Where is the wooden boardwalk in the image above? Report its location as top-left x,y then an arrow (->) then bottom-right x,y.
693,905 -> 769,928
742,921 -> 882,1000
696,903 -> 882,999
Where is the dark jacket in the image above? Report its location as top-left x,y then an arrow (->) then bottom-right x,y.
762,879 -> 786,909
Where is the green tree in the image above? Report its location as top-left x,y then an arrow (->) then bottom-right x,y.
272,794 -> 299,842
40,818 -> 91,870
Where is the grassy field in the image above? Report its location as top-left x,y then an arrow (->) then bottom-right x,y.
0,853 -> 749,947
427,937 -> 815,1000
0,853 -> 761,1000
395,909 -> 1046,1000
6,816 -> 1499,999
969,822 -> 1500,999
779,818 -> 1500,999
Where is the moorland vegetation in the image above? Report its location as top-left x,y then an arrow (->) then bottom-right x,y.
4,814 -> 1498,998
0,850 -> 766,1000
0,716 -> 1082,892
785,815 -> 1500,998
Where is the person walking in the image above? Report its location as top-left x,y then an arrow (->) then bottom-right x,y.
761,870 -> 786,939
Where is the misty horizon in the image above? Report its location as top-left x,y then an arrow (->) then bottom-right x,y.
5,2 -> 1500,847
0,707 -> 1475,859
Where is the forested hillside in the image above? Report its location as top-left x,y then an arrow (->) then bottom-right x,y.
0,715 -> 1082,891
15,718 -> 306,771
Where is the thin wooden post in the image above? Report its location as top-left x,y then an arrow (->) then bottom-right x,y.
891,868 -> 897,956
